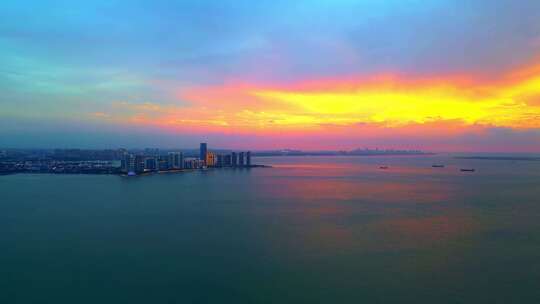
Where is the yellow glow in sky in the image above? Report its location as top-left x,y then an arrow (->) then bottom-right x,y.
251,75 -> 540,129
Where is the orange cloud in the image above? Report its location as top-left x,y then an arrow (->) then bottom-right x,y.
91,59 -> 540,142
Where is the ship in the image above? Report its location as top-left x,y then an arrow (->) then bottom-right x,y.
460,168 -> 475,172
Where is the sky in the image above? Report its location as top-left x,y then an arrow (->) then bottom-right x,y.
1,0 -> 540,151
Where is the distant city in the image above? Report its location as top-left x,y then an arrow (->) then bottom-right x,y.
0,145 -> 427,176
0,143 -> 264,176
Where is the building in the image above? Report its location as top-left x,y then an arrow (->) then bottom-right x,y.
239,152 -> 245,167
200,143 -> 207,163
231,152 -> 237,167
224,154 -> 232,167
167,153 -> 174,169
246,151 -> 251,166
168,152 -> 183,169
144,157 -> 158,171
134,155 -> 145,174
183,158 -> 196,169
216,154 -> 224,167
158,156 -> 169,171
206,152 -> 217,167
175,152 -> 183,169
184,158 -> 205,169
121,153 -> 135,174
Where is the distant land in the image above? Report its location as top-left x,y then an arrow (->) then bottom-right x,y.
252,148 -> 430,157
455,156 -> 540,161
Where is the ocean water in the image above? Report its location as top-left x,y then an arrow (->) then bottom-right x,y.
1,155 -> 540,303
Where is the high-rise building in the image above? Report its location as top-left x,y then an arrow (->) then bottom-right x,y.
176,152 -> 183,169
239,152 -> 245,167
121,154 -> 127,172
168,152 -> 183,169
224,154 -> 232,167
121,153 -> 136,174
158,156 -> 169,171
216,154 -> 224,167
206,152 -> 216,167
246,151 -> 251,166
231,152 -> 237,167
134,155 -> 145,173
167,152 -> 174,169
144,157 -> 158,171
200,143 -> 207,162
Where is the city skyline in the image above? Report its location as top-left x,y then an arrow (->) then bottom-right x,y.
0,142 -> 258,175
1,1 -> 540,152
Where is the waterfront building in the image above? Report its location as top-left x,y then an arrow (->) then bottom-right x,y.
176,152 -> 183,169
121,153 -> 136,174
186,158 -> 205,169
167,153 -> 174,169
200,143 -> 207,163
120,155 -> 128,172
158,156 -> 169,171
197,159 -> 205,168
144,157 -> 158,171
183,158 -> 193,169
134,155 -> 145,173
246,151 -> 251,166
168,152 -> 183,169
224,154 -> 232,167
239,152 -> 245,167
216,154 -> 224,167
206,152 -> 217,167
231,152 -> 237,167
183,157 -> 203,169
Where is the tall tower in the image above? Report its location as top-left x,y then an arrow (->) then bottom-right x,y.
200,143 -> 207,162
246,151 -> 251,166
177,152 -> 184,169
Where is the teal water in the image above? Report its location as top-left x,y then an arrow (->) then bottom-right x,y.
1,155 -> 540,303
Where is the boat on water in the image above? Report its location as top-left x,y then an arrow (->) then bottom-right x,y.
432,164 -> 445,168
460,168 -> 475,172
379,166 -> 389,169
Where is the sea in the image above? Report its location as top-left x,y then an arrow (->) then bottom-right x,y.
1,154 -> 540,303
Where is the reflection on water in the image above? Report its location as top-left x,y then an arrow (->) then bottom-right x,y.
1,155 -> 540,303
258,177 -> 452,202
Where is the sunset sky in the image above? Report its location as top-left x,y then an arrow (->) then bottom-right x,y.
1,0 -> 540,151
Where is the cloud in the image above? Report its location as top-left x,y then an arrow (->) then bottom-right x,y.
2,0 -> 540,151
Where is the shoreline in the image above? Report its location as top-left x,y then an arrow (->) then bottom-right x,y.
0,164 -> 272,177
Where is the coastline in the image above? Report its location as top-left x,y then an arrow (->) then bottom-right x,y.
0,164 -> 272,177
